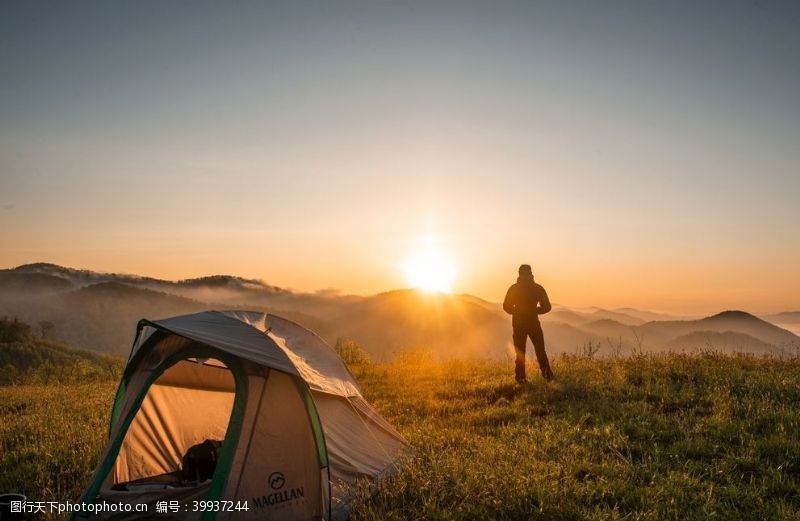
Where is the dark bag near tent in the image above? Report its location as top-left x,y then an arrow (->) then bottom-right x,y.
181,439 -> 222,483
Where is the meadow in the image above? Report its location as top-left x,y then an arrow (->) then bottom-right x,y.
1,351 -> 799,520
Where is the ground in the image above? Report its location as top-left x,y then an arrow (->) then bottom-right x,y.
1,353 -> 799,520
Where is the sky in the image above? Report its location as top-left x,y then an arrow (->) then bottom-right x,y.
1,1 -> 799,314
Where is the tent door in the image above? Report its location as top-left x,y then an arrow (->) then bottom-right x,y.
76,347 -> 248,521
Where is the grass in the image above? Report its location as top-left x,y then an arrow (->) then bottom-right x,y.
350,353 -> 800,520
1,353 -> 799,520
0,382 -> 117,508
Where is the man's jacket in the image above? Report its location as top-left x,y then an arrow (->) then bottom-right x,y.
503,276 -> 552,327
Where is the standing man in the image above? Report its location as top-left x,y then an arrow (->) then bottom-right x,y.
503,264 -> 554,383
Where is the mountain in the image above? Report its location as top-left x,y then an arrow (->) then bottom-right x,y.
0,271 -> 74,295
8,262 -> 163,287
0,317 -> 122,384
6,263 -> 285,299
760,311 -> 800,335
611,307 -> 692,322
588,310 -> 645,326
542,307 -> 674,328
663,331 -> 780,355
701,310 -> 798,342
0,282 -> 210,355
0,280 -> 336,357
328,289 -> 510,360
761,311 -> 800,324
639,311 -> 799,348
582,318 -> 636,337
2,263 -> 362,320
2,263 -> 798,359
541,309 -> 593,327
543,310 -> 800,355
540,322 -> 605,354
541,308 -> 645,327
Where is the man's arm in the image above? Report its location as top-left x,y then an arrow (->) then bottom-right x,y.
537,286 -> 552,315
502,286 -> 516,315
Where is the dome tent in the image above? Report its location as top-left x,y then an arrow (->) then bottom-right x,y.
73,311 -> 409,521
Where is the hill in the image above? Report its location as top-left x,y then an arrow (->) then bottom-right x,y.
638,311 -> 799,349
563,311 -> 800,356
2,353 -> 798,520
0,317 -> 122,384
329,289 -> 510,360
2,263 -> 799,359
663,330 -> 780,355
3,262 -> 355,313
6,262 -> 164,288
761,311 -> 800,336
542,308 -> 655,328
761,311 -> 800,324
0,271 -> 74,295
542,308 -> 592,327
582,318 -> 635,337
588,309 -> 646,325
0,282 -> 211,355
612,307 -> 694,322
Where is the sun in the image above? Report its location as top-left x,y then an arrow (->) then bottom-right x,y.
403,249 -> 457,293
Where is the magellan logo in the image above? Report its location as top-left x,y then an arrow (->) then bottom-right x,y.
253,471 -> 305,510
269,472 -> 285,490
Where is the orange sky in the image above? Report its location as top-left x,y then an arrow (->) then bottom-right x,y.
2,218 -> 798,314
1,2 -> 799,315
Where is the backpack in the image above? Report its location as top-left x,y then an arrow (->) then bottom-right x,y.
181,439 -> 222,483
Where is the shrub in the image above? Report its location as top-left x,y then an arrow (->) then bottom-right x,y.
0,316 -> 32,343
335,338 -> 372,367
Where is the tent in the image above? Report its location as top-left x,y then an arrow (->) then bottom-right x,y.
74,311 -> 409,521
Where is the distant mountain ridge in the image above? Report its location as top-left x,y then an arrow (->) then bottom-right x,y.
761,311 -> 800,324
9,262 -> 282,293
638,311 -> 798,347
1,263 -> 798,359
663,331 -> 778,355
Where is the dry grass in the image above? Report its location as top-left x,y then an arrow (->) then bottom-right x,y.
2,353 -> 799,520
350,353 -> 800,520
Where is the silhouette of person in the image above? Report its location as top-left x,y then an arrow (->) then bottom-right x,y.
503,264 -> 553,383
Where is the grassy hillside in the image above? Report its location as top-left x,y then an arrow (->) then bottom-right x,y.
0,317 -> 122,385
1,352 -> 798,520
350,353 -> 800,520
